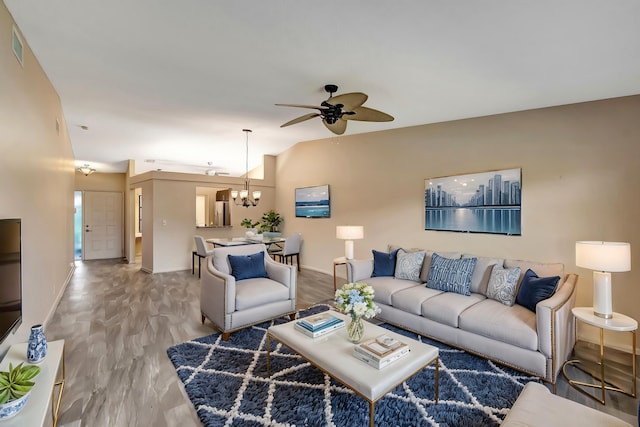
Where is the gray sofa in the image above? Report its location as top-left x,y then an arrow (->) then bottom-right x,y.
346,247 -> 578,386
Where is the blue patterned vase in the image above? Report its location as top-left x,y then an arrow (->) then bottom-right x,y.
27,324 -> 47,363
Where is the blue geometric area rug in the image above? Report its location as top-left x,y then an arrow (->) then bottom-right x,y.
167,305 -> 539,426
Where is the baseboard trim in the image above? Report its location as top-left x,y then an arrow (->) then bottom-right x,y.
44,261 -> 76,327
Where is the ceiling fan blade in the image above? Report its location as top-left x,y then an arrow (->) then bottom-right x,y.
325,92 -> 368,111
322,118 -> 347,135
280,113 -> 320,128
345,106 -> 394,122
275,103 -> 327,110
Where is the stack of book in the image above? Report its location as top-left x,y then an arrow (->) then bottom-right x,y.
353,334 -> 410,369
294,312 -> 345,338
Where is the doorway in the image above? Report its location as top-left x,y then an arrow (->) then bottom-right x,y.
83,191 -> 124,260
73,191 -> 82,260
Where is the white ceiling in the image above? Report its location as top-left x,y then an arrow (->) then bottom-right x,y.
5,1 -> 640,176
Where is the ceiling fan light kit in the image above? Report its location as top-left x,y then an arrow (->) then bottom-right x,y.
231,129 -> 261,208
276,84 -> 394,135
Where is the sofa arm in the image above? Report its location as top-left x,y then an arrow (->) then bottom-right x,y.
201,256 -> 237,323
536,273 -> 578,380
265,257 -> 297,300
346,259 -> 374,283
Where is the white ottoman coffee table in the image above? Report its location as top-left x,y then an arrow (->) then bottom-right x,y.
267,311 -> 439,427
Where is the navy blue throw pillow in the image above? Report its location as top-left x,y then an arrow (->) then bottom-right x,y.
228,251 -> 268,281
516,269 -> 560,312
372,249 -> 399,277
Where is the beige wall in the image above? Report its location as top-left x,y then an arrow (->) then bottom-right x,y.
75,171 -> 126,192
0,4 -> 75,353
129,159 -> 277,273
275,95 -> 640,350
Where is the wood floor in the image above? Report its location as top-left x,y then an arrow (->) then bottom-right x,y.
46,259 -> 638,426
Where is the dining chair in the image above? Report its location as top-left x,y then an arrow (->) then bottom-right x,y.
193,235 -> 214,278
271,232 -> 302,271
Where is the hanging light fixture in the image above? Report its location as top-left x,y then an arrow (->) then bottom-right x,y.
231,129 -> 261,207
77,164 -> 96,176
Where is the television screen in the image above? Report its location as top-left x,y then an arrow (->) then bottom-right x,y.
0,219 -> 22,343
295,185 -> 330,218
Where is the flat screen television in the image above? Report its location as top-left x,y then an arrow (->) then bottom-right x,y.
295,185 -> 330,218
0,219 -> 22,344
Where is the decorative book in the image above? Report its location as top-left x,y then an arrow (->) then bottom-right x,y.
353,334 -> 410,369
294,314 -> 345,338
298,313 -> 338,331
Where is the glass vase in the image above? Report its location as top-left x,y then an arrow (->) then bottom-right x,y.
27,324 -> 47,363
347,315 -> 365,343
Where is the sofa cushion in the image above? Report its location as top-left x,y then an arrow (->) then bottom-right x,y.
394,250 -> 426,282
516,269 -> 561,312
462,255 -> 504,295
365,276 -> 422,306
419,251 -> 462,283
391,286 -> 444,315
503,259 -> 564,288
235,278 -> 289,310
421,292 -> 486,328
426,254 -> 477,296
372,249 -> 399,277
459,298 -> 538,351
227,251 -> 268,281
486,266 -> 521,306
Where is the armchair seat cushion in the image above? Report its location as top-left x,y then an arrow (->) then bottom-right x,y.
235,278 -> 290,311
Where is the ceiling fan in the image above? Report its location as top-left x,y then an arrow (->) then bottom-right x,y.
276,84 -> 394,135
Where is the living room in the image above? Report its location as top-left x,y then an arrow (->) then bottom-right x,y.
1,1 -> 639,425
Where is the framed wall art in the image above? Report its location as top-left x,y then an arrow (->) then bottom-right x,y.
425,168 -> 521,235
295,184 -> 330,218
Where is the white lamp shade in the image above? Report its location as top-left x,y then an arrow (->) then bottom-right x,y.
336,226 -> 364,240
575,241 -> 631,272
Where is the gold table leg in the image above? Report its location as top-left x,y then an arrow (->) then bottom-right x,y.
51,343 -> 65,427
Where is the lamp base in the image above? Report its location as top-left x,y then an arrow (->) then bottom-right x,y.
593,271 -> 613,319
344,240 -> 354,260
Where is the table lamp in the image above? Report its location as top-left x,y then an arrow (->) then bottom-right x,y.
336,226 -> 364,260
575,241 -> 631,319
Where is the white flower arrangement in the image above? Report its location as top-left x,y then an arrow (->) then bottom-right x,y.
334,282 -> 380,319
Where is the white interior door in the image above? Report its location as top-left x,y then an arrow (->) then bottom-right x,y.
84,191 -> 123,260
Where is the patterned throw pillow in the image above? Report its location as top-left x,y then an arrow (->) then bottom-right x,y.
426,253 -> 477,296
486,266 -> 521,306
394,250 -> 426,282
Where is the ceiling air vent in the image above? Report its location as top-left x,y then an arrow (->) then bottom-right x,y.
12,26 -> 23,66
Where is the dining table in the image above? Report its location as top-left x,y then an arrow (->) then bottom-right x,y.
206,236 -> 285,251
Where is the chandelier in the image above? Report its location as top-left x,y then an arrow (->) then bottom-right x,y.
77,164 -> 96,176
231,129 -> 261,207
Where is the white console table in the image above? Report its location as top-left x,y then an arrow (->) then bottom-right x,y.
0,340 -> 65,426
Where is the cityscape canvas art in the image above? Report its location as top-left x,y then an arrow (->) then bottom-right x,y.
425,168 -> 522,235
295,184 -> 330,218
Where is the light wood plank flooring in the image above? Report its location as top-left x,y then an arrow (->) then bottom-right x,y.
46,259 -> 638,426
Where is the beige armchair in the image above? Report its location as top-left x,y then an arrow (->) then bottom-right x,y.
201,243 -> 297,340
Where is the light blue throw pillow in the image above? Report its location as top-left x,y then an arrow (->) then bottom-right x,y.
426,253 -> 477,296
486,266 -> 521,306
394,250 -> 426,282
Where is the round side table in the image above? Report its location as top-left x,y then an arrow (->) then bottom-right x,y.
333,257 -> 347,291
562,306 -> 637,404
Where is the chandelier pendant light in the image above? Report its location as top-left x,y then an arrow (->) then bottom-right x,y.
231,129 -> 261,207
77,164 -> 96,176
